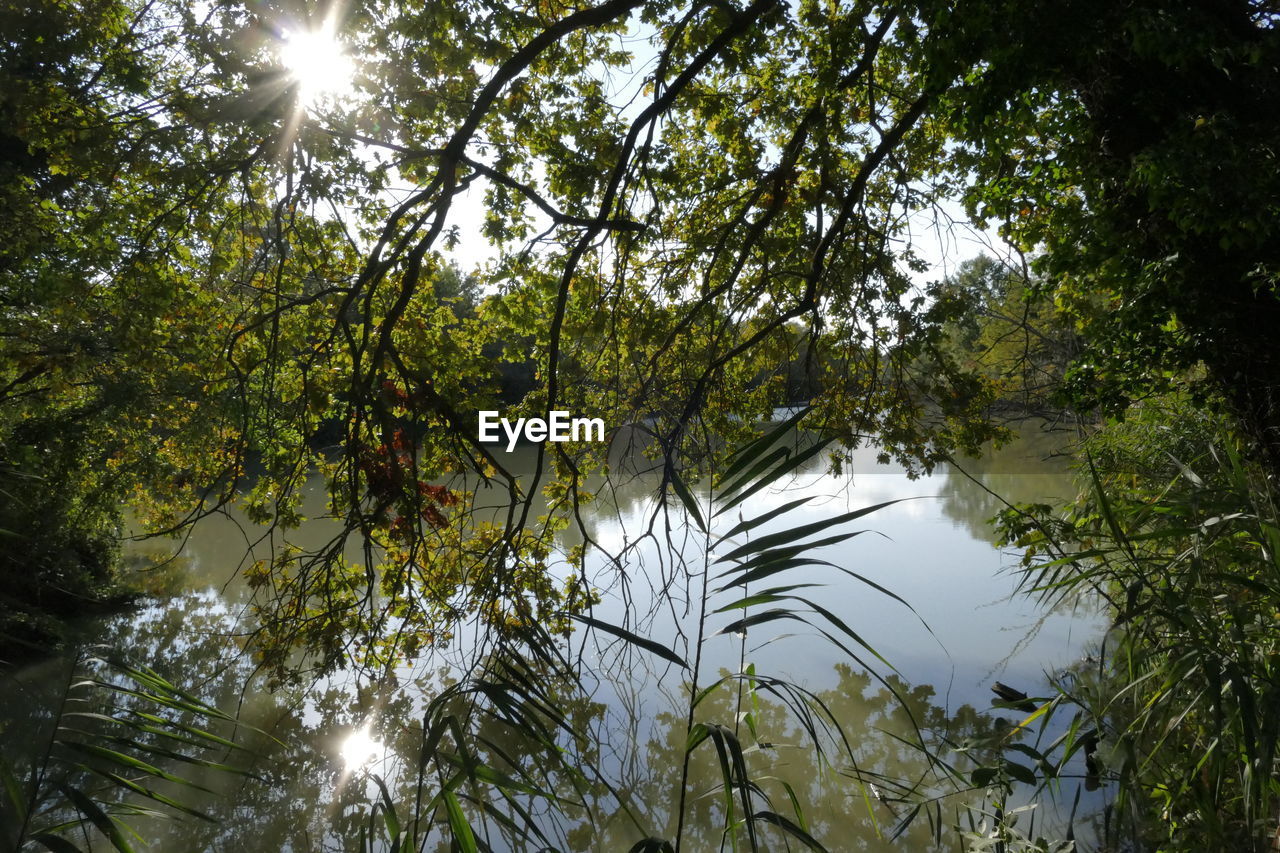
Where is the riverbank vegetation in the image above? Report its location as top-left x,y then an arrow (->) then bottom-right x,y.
3,0 -> 1279,849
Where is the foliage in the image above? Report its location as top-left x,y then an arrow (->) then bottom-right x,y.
0,0 -> 361,647
0,651 -> 263,852
991,415 -> 1280,850
0,0 -> 1273,677
1080,392 -> 1228,488
944,0 -> 1280,465
0,0 -> 1258,656
0,441 -> 121,652
926,255 -> 1080,422
5,0 -> 1280,847
2,0 -> 1012,668
336,414 -> 973,851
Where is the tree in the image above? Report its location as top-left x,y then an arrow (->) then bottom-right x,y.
8,1 -> 1280,849
5,0 -> 1277,681
0,0 -> 373,648
151,0 -> 1005,676
945,0 -> 1280,467
928,254 -> 1080,421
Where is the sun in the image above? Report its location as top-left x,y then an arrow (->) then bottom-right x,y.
280,24 -> 354,108
338,724 -> 385,771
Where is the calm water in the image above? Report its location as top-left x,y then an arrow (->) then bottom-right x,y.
1,426 -> 1104,851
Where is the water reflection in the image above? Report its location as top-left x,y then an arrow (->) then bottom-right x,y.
0,585 -> 1026,851
588,664 -> 1016,851
936,425 -> 1078,544
339,724 -> 386,771
0,425 -> 1101,850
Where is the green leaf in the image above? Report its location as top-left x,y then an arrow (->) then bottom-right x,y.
669,465 -> 706,533
715,556 -> 835,586
31,835 -> 84,853
712,497 -> 813,549
712,584 -> 823,612
971,766 -> 998,788
780,780 -> 808,833
93,771 -> 214,822
752,810 -> 828,850
691,676 -> 731,710
715,500 -> 903,563
717,532 -> 871,577
716,440 -> 831,517
58,784 -> 135,853
374,774 -> 401,840
715,608 -> 805,637
61,742 -> 212,793
1004,761 -> 1037,786
718,406 -> 814,486
443,790 -> 478,853
567,613 -> 688,669
708,725 -> 758,849
124,710 -> 245,751
716,445 -> 793,506
703,726 -> 739,832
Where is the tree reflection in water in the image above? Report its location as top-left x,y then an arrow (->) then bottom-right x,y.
1,578 -> 1016,851
588,664 -> 1011,851
936,426 -> 1076,546
0,429 -> 1090,851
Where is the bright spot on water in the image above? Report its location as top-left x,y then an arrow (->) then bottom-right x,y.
339,724 -> 384,770
280,24 -> 354,108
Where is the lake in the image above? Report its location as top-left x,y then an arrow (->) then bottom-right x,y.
0,424 -> 1105,851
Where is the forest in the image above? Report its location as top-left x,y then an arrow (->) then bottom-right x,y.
2,0 -> 1279,850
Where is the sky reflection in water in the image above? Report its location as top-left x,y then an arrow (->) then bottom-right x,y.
0,426 -> 1104,850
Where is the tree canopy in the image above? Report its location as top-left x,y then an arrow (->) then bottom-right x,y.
3,0 -> 1277,674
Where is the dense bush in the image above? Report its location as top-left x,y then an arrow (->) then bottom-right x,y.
995,405 -> 1280,850
0,419 -> 124,655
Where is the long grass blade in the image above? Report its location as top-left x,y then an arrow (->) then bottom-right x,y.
752,810 -> 828,850
715,500 -> 903,563
443,789 -> 478,853
567,613 -> 688,669
57,784 -> 135,853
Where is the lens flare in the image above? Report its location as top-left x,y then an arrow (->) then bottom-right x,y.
338,724 -> 384,770
281,25 -> 354,108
